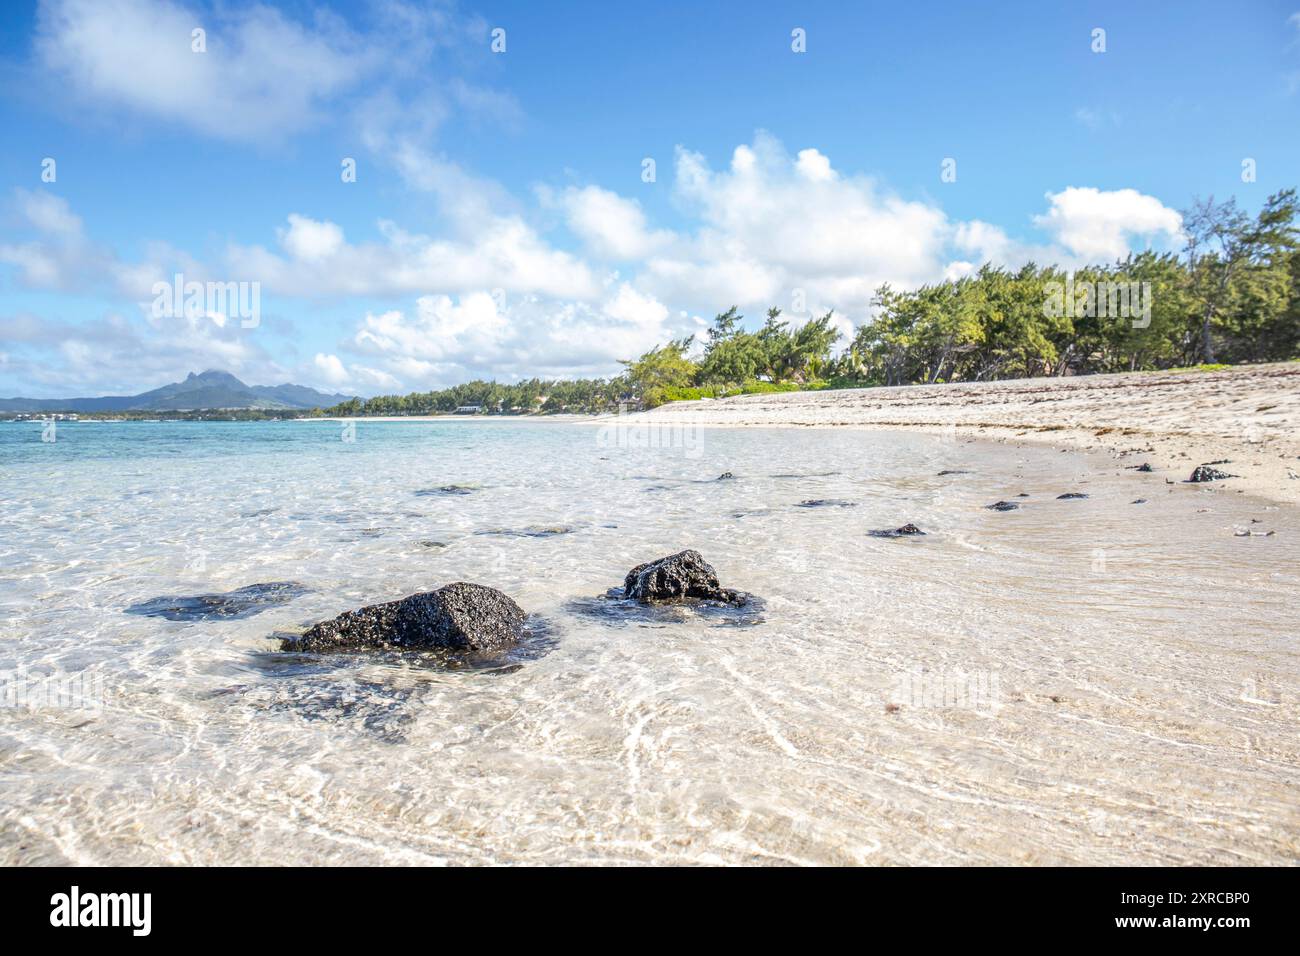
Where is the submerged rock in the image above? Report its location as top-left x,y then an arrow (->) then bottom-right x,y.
623,549 -> 748,604
936,469 -> 972,476
986,500 -> 1019,511
283,582 -> 526,654
1056,492 -> 1089,500
414,485 -> 476,497
127,582 -> 309,621
1188,464 -> 1236,483
475,525 -> 572,538
868,523 -> 926,538
567,591 -> 765,628
796,499 -> 856,508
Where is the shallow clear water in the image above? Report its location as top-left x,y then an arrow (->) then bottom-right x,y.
1,419 -> 1296,864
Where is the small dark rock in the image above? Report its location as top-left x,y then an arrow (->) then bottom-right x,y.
1131,463 -> 1154,473
127,582 -> 309,621
716,472 -> 736,481
936,469 -> 972,476
986,500 -> 1019,511
868,523 -> 926,538
1056,493 -> 1089,500
283,582 -> 526,654
622,549 -> 747,604
796,499 -> 856,508
475,526 -> 571,538
1187,464 -> 1236,483
414,485 -> 476,496
567,590 -> 764,628
1131,499 -> 1147,505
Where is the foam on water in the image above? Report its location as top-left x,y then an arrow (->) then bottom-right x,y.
1,419 -> 1296,864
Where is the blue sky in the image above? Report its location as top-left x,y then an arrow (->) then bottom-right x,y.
1,0 -> 1298,398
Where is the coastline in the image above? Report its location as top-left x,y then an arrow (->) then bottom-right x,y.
610,362 -> 1300,507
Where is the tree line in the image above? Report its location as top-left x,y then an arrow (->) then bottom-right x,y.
326,188 -> 1298,416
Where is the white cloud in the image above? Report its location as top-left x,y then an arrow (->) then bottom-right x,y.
17,190 -> 83,238
0,307 -> 278,398
795,148 -> 835,182
35,0 -> 376,142
548,186 -> 673,260
1034,187 -> 1184,261
0,189 -> 109,289
281,215 -> 346,263
640,133 -> 952,320
226,212 -> 601,301
342,283 -> 679,387
313,352 -> 350,386
2,135 -> 1195,396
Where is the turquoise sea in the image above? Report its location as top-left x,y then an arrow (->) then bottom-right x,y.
1,419 -> 1296,863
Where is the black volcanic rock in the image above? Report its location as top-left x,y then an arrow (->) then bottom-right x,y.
622,549 -> 746,604
868,523 -> 926,538
1188,464 -> 1236,483
282,582 -> 526,654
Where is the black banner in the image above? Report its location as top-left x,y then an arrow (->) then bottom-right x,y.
0,866 -> 1286,942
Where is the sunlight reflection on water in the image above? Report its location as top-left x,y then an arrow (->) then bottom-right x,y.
1,419 -> 1296,864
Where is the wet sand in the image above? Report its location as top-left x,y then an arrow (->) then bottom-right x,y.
626,362 -> 1300,506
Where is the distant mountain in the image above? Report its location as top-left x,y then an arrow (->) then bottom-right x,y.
0,371 -> 352,412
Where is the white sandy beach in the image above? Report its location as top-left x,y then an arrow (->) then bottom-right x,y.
623,362 -> 1300,506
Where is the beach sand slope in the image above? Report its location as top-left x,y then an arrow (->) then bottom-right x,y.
629,362 -> 1300,505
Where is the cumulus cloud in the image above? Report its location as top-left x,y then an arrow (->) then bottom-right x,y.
280,215 -> 347,263
0,307 -> 280,398
1033,187 -> 1184,261
0,189 -> 110,289
547,186 -> 673,260
2,134 -> 1192,395
312,352 -> 350,387
34,0 -> 377,142
33,0 -> 505,148
225,211 -> 601,301
341,283 -> 678,386
638,133 -> 952,320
